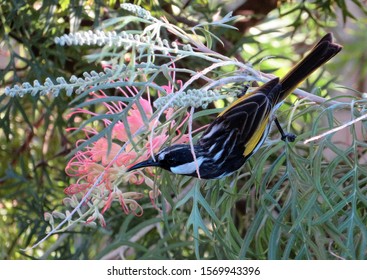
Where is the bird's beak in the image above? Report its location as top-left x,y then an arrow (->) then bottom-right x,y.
127,158 -> 160,172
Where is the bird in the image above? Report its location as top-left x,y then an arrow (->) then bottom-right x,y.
127,33 -> 342,179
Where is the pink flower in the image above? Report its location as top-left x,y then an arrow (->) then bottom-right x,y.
60,73 -> 188,227
146,134 -> 168,155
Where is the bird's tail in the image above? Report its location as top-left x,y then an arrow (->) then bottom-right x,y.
274,33 -> 342,103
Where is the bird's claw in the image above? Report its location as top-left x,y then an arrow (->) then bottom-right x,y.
281,133 -> 296,142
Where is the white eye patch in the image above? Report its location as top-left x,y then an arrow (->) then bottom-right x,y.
158,151 -> 167,161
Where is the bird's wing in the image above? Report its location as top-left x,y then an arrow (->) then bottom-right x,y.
198,89 -> 276,158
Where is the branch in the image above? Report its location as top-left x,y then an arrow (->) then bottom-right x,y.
304,113 -> 367,144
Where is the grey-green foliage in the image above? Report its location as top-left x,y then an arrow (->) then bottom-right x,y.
1,1 -> 367,260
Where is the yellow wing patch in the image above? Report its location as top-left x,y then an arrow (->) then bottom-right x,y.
243,114 -> 269,157
218,89 -> 259,117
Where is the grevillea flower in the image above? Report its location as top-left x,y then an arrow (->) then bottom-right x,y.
56,70 -> 189,227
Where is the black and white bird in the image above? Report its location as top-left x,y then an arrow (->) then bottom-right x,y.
127,33 -> 342,179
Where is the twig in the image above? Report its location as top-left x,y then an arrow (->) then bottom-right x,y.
188,106 -> 201,179
304,113 -> 367,144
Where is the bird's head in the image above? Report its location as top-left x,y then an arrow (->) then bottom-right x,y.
127,144 -> 204,176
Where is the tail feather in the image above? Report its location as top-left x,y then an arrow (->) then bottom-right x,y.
274,33 -> 342,103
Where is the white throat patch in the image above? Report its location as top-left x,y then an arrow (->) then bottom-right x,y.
170,157 -> 205,175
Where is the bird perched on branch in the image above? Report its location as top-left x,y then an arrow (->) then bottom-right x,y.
128,33 -> 342,179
